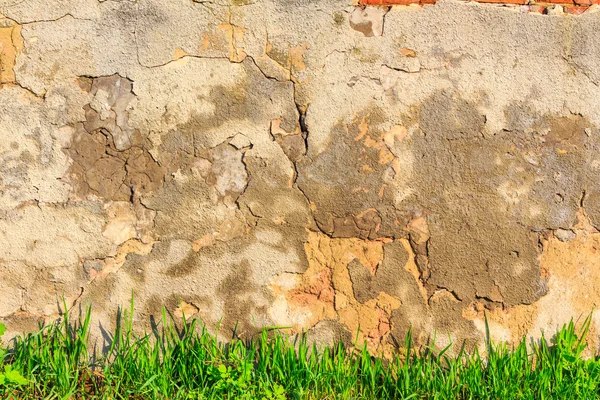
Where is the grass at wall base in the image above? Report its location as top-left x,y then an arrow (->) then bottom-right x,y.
0,301 -> 599,399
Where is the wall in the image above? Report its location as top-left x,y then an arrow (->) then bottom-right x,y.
2,0 -> 600,353
361,0 -> 598,14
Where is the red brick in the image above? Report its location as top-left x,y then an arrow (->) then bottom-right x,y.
359,0 -> 591,5
529,4 -> 547,12
359,0 -> 419,4
564,4 -> 589,12
476,0 -> 528,4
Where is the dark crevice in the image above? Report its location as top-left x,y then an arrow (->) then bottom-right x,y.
6,82 -> 46,99
380,6 -> 390,36
428,287 -> 462,305
474,295 -> 505,311
247,55 -> 285,82
579,190 -> 586,208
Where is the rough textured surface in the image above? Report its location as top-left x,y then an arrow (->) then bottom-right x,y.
359,0 -> 599,15
2,0 -> 600,353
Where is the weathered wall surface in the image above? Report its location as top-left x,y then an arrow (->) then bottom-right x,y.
2,0 -> 600,353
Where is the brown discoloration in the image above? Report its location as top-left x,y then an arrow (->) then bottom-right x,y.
237,152 -> 312,227
350,19 -> 374,37
307,319 -> 353,349
270,119 -> 306,163
219,261 -> 269,337
277,134 -> 306,163
544,117 -> 587,146
288,90 -> 600,352
349,7 -> 386,37
66,75 -> 165,203
174,61 -> 298,147
403,97 -> 600,308
420,90 -> 485,140
425,290 -> 480,353
297,108 -> 411,240
463,211 -> 600,350
165,251 -> 199,278
2,312 -> 45,337
143,143 -> 250,243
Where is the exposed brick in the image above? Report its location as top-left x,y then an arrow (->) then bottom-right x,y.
476,0 -> 529,4
529,4 -> 548,12
358,0 -> 591,7
360,0 -> 418,4
564,4 -> 589,12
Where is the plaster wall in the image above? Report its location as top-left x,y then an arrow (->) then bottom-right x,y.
2,0 -> 600,352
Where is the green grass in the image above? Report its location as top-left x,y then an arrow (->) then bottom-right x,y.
1,301 -> 600,399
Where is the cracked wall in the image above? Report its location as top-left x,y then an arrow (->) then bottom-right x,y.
2,0 -> 600,353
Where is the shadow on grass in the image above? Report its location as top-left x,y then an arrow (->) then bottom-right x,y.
1,299 -> 599,399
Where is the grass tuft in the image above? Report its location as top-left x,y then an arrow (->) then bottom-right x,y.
1,304 -> 599,399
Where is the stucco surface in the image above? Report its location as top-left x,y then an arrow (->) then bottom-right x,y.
2,0 -> 600,352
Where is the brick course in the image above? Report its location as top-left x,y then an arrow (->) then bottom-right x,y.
359,0 -> 600,12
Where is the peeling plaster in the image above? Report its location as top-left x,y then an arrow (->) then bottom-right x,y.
2,0 -> 600,353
